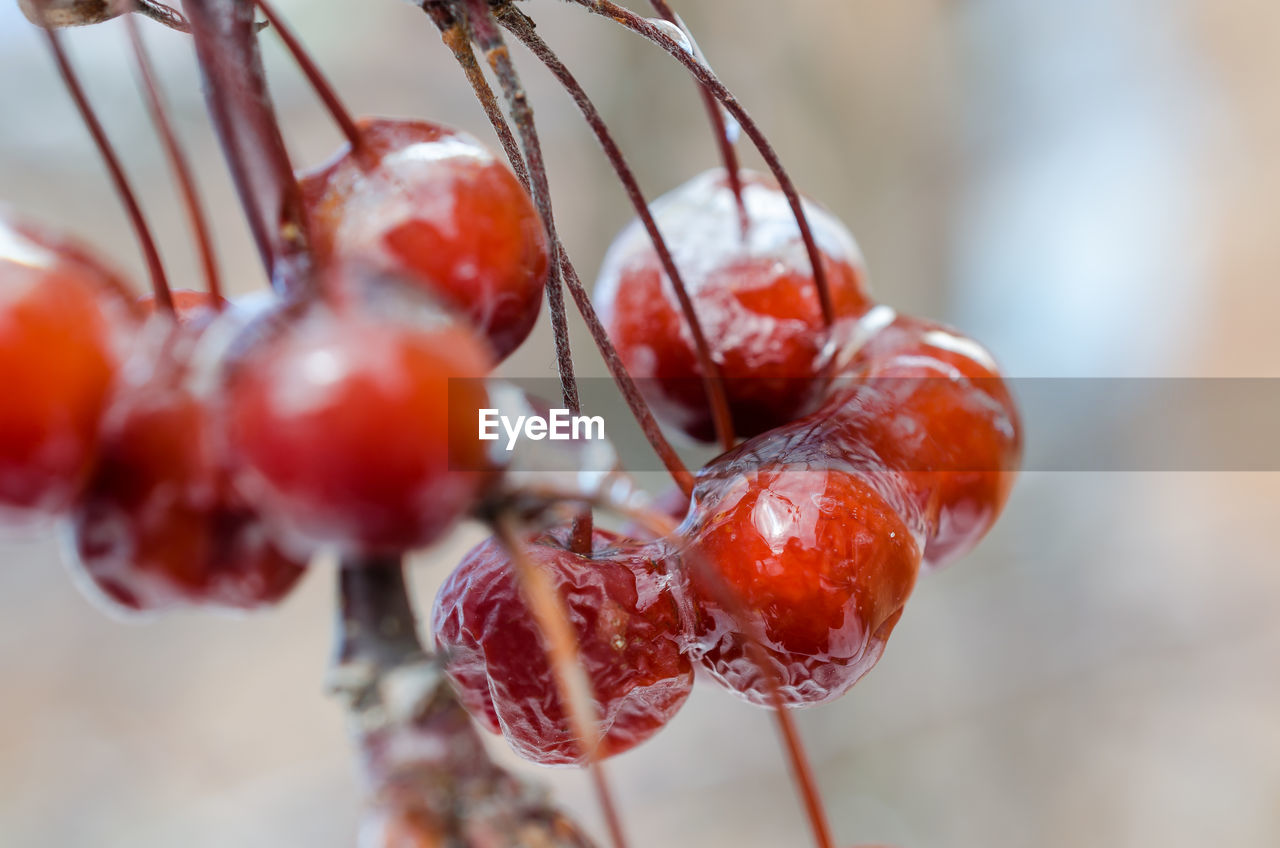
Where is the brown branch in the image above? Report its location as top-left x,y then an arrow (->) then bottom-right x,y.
330,559 -> 597,847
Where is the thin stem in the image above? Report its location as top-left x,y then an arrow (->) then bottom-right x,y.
493,515 -> 630,848
427,9 -> 696,494
182,0 -> 311,294
566,0 -> 834,326
40,24 -> 172,312
676,536 -> 838,848
463,1 -> 595,552
254,0 -> 364,154
757,648 -> 837,848
496,6 -> 736,452
432,13 -> 530,190
125,13 -> 222,306
558,242 -> 696,497
427,9 -> 694,496
645,0 -> 747,232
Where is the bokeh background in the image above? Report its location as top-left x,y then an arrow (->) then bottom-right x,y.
2,1 -> 1279,846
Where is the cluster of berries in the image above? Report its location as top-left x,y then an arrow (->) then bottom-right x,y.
6,0 -> 1021,803
0,118 -> 544,611
432,167 -> 1022,765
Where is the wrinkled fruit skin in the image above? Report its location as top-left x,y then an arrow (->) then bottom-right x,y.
301,119 -> 548,361
432,526 -> 693,766
681,464 -> 922,706
223,304 -> 494,556
595,168 -> 873,442
71,326 -> 305,612
0,215 -> 138,525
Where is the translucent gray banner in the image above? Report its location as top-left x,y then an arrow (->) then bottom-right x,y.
449,378 -> 1280,472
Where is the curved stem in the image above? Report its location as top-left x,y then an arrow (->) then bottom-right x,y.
433,13 -> 531,191
125,13 -> 222,307
41,24 -> 172,311
645,0 -> 747,232
496,6 -> 736,452
254,0 -> 364,155
566,0 -> 834,326
426,8 -> 694,496
681,541 -> 837,848
493,515 -> 630,848
463,1 -> 596,553
557,241 -> 696,497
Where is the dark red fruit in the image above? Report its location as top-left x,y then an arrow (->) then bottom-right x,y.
680,463 -> 921,706
432,525 -> 693,766
222,296 -> 494,555
71,324 -> 305,612
301,118 -> 548,360
826,313 -> 1022,566
594,168 -> 873,442
0,214 -> 138,525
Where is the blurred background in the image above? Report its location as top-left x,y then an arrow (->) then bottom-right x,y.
2,1 -> 1278,846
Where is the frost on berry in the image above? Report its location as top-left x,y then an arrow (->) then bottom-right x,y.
432,526 -> 693,765
595,168 -> 874,442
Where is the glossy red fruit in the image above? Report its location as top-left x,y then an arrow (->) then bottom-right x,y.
595,168 -> 873,442
680,462 -> 921,706
222,298 -> 494,555
301,118 -> 548,361
71,324 -> 305,612
0,214 -> 138,525
432,525 -> 693,765
827,313 -> 1022,566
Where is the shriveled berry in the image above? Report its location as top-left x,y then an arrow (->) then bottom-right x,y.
222,295 -> 494,555
0,214 -> 138,525
301,119 -> 547,361
432,526 -> 693,765
595,168 -> 873,442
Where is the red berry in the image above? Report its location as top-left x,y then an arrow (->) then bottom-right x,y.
595,169 -> 873,442
432,525 -> 693,765
828,314 -> 1022,566
300,119 -> 548,361
70,324 -> 305,613
0,215 -> 138,525
681,463 -> 921,706
222,293 -> 495,555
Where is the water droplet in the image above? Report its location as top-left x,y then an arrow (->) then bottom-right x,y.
721,110 -> 742,144
647,18 -> 694,55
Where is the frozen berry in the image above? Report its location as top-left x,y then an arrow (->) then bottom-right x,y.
432,525 -> 693,765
